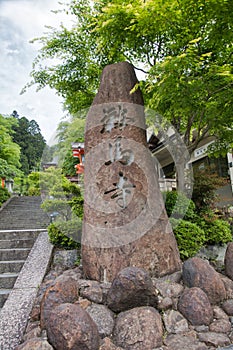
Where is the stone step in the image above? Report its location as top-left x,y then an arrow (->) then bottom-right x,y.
0,212 -> 48,216
0,224 -> 48,230
0,273 -> 18,289
0,231 -> 40,240
0,239 -> 35,249
0,289 -> 11,308
0,225 -> 48,231
0,260 -> 25,273
0,248 -> 31,261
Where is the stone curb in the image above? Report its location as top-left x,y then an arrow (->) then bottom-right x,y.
0,231 -> 53,350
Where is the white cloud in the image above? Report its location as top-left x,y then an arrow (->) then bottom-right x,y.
0,0 -> 72,142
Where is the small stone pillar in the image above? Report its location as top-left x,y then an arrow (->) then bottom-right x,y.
82,61 -> 181,282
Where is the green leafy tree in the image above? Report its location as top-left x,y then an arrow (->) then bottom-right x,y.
0,114 -> 22,178
12,112 -> 46,174
25,0 -> 233,165
192,168 -> 225,211
55,117 -> 85,169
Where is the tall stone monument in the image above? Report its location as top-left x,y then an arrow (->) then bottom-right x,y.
82,61 -> 181,282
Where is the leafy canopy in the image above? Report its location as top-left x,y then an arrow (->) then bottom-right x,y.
0,114 -> 22,178
26,0 -> 233,155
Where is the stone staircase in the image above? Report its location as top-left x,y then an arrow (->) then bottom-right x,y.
0,196 -> 50,309
0,196 -> 49,230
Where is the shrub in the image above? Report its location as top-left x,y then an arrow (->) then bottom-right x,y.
28,186 -> 40,196
202,219 -> 232,245
170,218 -> 206,260
192,168 -> 225,212
70,196 -> 84,219
48,219 -> 82,249
0,187 -> 10,206
163,190 -> 196,220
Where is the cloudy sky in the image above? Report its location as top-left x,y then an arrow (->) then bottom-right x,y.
0,0 -> 73,143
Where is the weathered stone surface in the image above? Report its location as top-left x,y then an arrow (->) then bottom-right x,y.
198,332 -> 231,347
99,338 -> 124,350
61,266 -> 83,281
113,306 -> 163,349
163,309 -> 189,333
164,333 -> 208,350
100,282 -> 112,303
75,297 -> 92,309
154,280 -> 184,298
182,257 -> 226,304
194,325 -> 209,332
225,242 -> 233,280
178,287 -> 213,325
40,275 -> 77,329
53,250 -> 79,269
106,267 -> 158,312
82,61 -> 181,282
46,303 -> 100,350
157,296 -> 173,311
213,306 -> 229,320
86,303 -> 115,338
222,299 -> 233,316
16,338 -> 54,350
153,270 -> 182,284
78,279 -> 103,303
209,319 -> 231,333
23,325 -> 41,342
221,275 -> 233,299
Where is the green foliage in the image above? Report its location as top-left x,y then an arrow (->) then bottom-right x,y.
25,0 -> 233,158
55,117 -> 85,169
201,219 -> 232,245
0,187 -> 10,207
12,113 -> 46,175
62,151 -> 79,177
163,190 -> 196,220
170,218 -> 206,260
166,190 -> 232,260
0,114 -> 22,178
192,168 -> 225,211
28,187 -> 40,196
40,166 -> 84,248
48,219 -> 82,249
27,172 -> 40,196
70,196 -> 84,219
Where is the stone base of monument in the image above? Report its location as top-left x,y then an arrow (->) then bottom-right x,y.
82,220 -> 182,282
17,244 -> 233,350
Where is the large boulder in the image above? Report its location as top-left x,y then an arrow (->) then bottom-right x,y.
224,242 -> 233,280
222,299 -> 233,316
113,306 -> 163,349
163,310 -> 189,334
46,303 -> 100,350
40,275 -> 77,329
86,303 -> 115,338
182,257 -> 226,304
77,279 -> 103,303
107,267 -> 158,312
198,332 -> 231,347
178,287 -> 213,325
